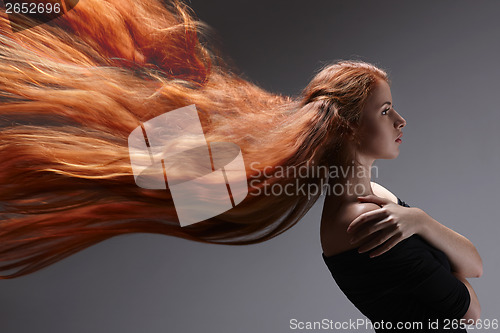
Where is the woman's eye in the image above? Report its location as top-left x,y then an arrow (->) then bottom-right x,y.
382,108 -> 390,115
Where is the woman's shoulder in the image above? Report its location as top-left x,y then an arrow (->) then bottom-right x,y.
322,197 -> 381,226
340,201 -> 381,226
321,200 -> 383,257
321,182 -> 402,257
344,202 -> 391,237
341,181 -> 405,230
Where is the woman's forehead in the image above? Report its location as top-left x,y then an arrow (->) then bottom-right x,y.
367,80 -> 392,107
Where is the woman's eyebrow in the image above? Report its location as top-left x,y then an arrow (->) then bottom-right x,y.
381,101 -> 392,107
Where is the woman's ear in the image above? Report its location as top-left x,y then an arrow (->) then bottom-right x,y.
343,121 -> 361,146
352,128 -> 363,147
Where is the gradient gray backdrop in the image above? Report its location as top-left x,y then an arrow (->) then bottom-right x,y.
1,1 -> 499,332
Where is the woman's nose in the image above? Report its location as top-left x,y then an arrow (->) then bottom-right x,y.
397,116 -> 406,129
394,111 -> 406,128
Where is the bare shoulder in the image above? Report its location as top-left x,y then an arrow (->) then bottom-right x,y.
321,201 -> 383,256
343,202 -> 383,223
322,198 -> 382,227
370,181 -> 398,204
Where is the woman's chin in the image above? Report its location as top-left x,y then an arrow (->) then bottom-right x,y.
379,151 -> 400,160
391,151 -> 400,159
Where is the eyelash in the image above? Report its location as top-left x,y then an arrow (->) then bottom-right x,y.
382,108 -> 390,115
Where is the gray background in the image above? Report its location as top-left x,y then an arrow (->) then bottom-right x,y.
1,0 -> 499,332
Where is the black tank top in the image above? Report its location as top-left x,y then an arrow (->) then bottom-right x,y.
322,197 -> 470,332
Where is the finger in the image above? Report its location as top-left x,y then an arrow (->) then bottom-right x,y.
357,229 -> 397,254
367,234 -> 404,258
349,216 -> 393,244
347,208 -> 388,233
357,194 -> 391,206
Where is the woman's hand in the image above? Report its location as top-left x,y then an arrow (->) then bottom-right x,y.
346,194 -> 423,257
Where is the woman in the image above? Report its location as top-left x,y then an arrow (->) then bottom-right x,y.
0,2 -> 482,329
316,70 -> 482,332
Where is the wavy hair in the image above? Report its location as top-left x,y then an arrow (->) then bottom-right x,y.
0,0 -> 388,278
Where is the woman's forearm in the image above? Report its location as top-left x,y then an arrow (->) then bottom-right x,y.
415,208 -> 483,278
453,272 -> 481,323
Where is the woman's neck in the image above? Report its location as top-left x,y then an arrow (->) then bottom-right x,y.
325,157 -> 375,203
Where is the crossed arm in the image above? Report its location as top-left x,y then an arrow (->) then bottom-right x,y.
349,182 -> 483,277
347,182 -> 482,322
418,212 -> 482,278
408,208 -> 482,322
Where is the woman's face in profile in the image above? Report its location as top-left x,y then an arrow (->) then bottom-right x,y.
356,79 -> 407,160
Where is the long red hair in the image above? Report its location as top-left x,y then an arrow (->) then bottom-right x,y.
0,0 -> 388,278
